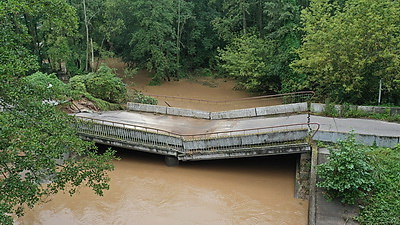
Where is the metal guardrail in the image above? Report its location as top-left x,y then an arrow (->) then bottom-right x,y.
74,116 -> 320,155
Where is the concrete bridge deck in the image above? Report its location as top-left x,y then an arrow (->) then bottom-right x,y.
74,111 -> 322,164
75,111 -> 399,141
74,110 -> 399,165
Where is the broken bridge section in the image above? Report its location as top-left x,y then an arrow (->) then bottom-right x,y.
73,92 -> 319,165
74,115 -> 319,165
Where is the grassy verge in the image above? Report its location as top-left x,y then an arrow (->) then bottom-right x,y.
316,102 -> 400,122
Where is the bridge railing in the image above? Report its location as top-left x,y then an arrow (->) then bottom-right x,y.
74,116 -> 320,155
74,116 -> 185,153
147,91 -> 314,112
180,123 -> 320,154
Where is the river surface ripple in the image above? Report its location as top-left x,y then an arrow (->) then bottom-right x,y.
16,150 -> 308,225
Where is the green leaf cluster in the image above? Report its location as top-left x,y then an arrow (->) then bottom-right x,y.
317,135 -> 400,223
218,33 -> 278,92
316,134 -> 374,204
69,64 -> 126,103
22,72 -> 71,100
356,145 -> 400,224
132,92 -> 158,105
0,74 -> 116,224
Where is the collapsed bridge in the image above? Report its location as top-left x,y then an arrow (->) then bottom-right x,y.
74,116 -> 319,166
73,92 -> 319,166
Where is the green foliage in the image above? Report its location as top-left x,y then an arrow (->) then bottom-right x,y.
69,74 -> 88,93
218,33 -> 278,92
194,68 -> 213,77
70,64 -> 126,103
132,92 -> 158,105
319,102 -> 400,122
263,0 -> 306,93
126,0 -> 193,81
211,0 -> 251,40
22,72 -> 70,100
123,67 -> 138,79
0,74 -> 116,224
0,1 -> 39,76
316,134 -> 375,204
356,145 -> 400,224
0,0 -> 78,74
292,0 -> 400,104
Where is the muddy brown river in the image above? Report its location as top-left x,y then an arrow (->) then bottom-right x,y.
16,150 -> 308,225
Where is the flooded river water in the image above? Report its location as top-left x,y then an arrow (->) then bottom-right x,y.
16,150 -> 308,225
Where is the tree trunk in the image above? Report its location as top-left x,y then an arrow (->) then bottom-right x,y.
176,0 -> 181,76
83,0 -> 90,72
258,0 -> 263,36
91,38 -> 94,71
242,0 -> 247,35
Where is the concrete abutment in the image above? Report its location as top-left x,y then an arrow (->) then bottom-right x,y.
164,155 -> 179,167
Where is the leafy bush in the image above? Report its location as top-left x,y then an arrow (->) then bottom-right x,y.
217,33 -> 279,93
69,64 -> 126,103
316,134 -> 375,204
132,92 -> 158,105
356,145 -> 400,224
22,72 -> 70,100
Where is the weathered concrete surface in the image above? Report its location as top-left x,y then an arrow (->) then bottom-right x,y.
128,102 -> 309,119
311,103 -> 400,116
210,108 -> 257,119
178,144 -> 310,161
127,102 -> 167,114
166,107 -> 210,119
256,102 -> 308,116
295,153 -> 311,199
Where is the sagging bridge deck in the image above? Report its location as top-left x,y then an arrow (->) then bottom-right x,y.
74,116 -> 319,166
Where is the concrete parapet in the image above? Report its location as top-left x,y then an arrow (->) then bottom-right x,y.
310,103 -> 325,113
179,144 -> 310,161
127,102 -> 167,114
311,103 -> 400,115
183,136 -> 242,150
256,103 -> 308,116
128,102 -> 310,120
166,107 -> 210,119
391,107 -> 400,116
210,108 -> 256,120
241,130 -> 308,145
314,130 -> 400,148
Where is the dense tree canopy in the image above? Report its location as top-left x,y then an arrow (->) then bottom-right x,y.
1,0 -> 399,102
292,0 -> 400,104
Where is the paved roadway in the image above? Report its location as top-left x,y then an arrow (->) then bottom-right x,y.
74,111 -> 400,137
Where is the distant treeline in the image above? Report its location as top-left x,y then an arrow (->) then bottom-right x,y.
1,0 -> 399,104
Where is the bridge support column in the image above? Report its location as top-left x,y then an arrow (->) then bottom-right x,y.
295,152 -> 311,199
164,155 -> 179,167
